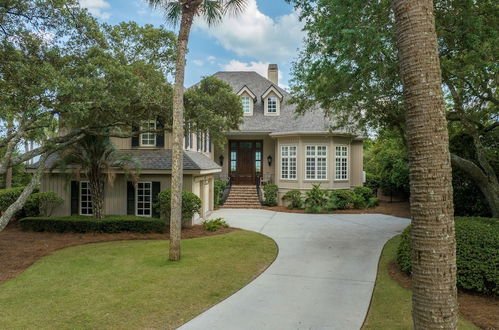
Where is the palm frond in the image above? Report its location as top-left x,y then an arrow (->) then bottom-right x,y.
222,0 -> 248,17
202,0 -> 223,26
147,0 -> 183,26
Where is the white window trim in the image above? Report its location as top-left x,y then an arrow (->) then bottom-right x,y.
304,145 -> 328,181
335,145 -> 349,181
280,145 -> 298,181
241,96 -> 253,116
79,181 -> 93,216
135,181 -> 152,217
140,120 -> 157,147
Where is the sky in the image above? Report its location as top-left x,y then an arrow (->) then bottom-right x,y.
79,0 -> 306,88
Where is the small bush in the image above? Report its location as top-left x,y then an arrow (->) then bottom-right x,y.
397,217 -> 499,296
214,180 -> 227,207
367,197 -> 380,208
156,190 -> 201,226
352,193 -> 367,209
353,186 -> 374,202
202,218 -> 229,232
20,215 -> 166,233
282,190 -> 303,209
304,184 -> 328,212
329,190 -> 355,210
24,192 -> 63,217
263,184 -> 278,206
0,187 -> 25,211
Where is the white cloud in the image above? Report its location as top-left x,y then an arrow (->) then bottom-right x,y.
80,0 -> 111,19
194,0 -> 305,63
207,56 -> 217,64
193,59 -> 204,66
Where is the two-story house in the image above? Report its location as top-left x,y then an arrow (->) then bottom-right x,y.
35,64 -> 363,218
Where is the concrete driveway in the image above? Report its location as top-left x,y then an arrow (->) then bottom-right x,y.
180,209 -> 410,330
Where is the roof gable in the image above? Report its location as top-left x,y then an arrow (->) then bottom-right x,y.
236,85 -> 257,100
262,85 -> 283,101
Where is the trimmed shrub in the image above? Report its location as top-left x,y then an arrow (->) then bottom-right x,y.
304,184 -> 328,213
352,193 -> 367,209
367,197 -> 380,208
397,217 -> 499,296
0,187 -> 25,211
214,180 -> 227,207
156,190 -> 201,226
282,190 -> 303,209
353,186 -> 374,202
23,192 -> 63,217
263,184 -> 278,206
202,218 -> 229,232
329,190 -> 355,210
20,215 -> 166,233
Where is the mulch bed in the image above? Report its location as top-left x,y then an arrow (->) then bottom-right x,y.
388,261 -> 499,330
264,201 -> 411,219
0,220 -> 236,284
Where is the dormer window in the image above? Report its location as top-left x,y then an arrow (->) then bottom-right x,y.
262,85 -> 283,116
140,120 -> 156,147
242,96 -> 251,114
267,97 -> 277,113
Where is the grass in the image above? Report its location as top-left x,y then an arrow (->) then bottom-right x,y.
0,231 -> 277,329
362,235 -> 478,330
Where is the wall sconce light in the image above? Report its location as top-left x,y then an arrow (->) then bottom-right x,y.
267,155 -> 273,167
219,155 -> 224,166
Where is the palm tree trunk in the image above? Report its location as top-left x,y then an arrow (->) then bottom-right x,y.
169,2 -> 200,261
392,1 -> 458,329
89,169 -> 105,219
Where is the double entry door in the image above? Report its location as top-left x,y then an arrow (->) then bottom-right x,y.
229,140 -> 263,185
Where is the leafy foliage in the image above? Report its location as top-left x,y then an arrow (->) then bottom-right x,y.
0,187 -> 26,211
329,190 -> 356,210
156,190 -> 202,223
304,184 -> 328,212
214,180 -> 227,207
202,218 -> 229,232
367,197 -> 380,209
23,192 -> 63,217
282,190 -> 304,209
262,184 -> 278,206
353,186 -> 374,201
397,217 -> 499,295
20,215 -> 166,233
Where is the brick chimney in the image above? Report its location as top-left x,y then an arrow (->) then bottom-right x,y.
268,64 -> 278,85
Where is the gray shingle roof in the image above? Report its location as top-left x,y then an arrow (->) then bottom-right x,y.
211,71 -> 350,134
29,149 -> 221,171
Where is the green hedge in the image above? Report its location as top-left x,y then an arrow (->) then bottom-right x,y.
20,215 -> 166,234
262,184 -> 278,206
214,180 -> 227,207
155,190 -> 201,226
397,217 -> 499,296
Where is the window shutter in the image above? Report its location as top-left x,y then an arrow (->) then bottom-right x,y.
70,181 -> 79,215
156,120 -> 164,147
127,181 -> 135,215
131,125 -> 139,147
152,181 -> 161,218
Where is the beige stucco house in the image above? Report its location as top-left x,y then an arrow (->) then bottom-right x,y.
36,64 -> 364,218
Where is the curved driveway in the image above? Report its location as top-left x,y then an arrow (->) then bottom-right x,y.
180,209 -> 410,330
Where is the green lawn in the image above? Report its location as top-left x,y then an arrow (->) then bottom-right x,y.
0,231 -> 277,329
363,235 -> 478,330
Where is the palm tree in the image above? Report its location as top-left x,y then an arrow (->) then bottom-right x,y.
148,0 -> 247,261
392,0 -> 458,328
53,134 -> 139,219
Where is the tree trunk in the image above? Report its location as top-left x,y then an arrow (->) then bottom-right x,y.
5,167 -> 12,189
392,1 -> 458,329
89,169 -> 105,219
169,3 -> 200,261
0,154 -> 49,232
451,153 -> 499,217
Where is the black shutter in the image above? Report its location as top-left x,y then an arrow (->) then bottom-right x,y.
152,181 -> 161,218
127,181 -> 135,215
131,125 -> 139,147
70,181 -> 79,215
156,120 -> 164,147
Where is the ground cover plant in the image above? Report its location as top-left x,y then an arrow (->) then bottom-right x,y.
20,215 -> 166,234
282,190 -> 303,209
202,218 -> 229,232
0,230 -> 277,329
262,184 -> 278,206
397,217 -> 499,296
